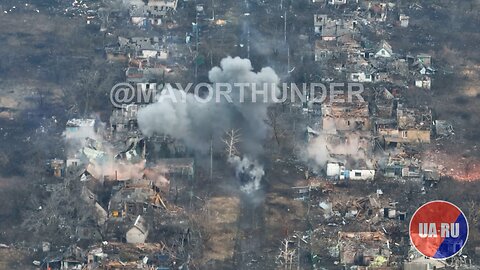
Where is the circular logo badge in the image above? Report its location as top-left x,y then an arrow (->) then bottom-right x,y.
409,200 -> 468,259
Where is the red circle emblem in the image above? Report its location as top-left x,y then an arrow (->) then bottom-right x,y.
409,200 -> 468,259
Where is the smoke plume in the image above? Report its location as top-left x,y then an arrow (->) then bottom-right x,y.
138,56 -> 279,156
63,120 -> 159,183
229,155 -> 264,193
137,57 -> 280,191
305,119 -> 373,172
307,133 -> 370,167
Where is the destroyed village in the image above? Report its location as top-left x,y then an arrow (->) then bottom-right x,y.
1,0 -> 480,269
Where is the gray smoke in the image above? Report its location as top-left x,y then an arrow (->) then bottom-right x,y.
137,56 -> 279,156
137,86 -> 213,153
208,56 -> 280,156
137,57 -> 279,191
307,132 -> 370,168
228,155 -> 264,193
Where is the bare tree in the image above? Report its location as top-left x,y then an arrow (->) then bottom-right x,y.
265,106 -> 286,147
75,69 -> 100,117
467,200 -> 480,225
21,174 -> 99,246
222,129 -> 241,158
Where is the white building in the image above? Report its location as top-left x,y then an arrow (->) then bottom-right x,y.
349,71 -> 374,82
348,169 -> 375,181
374,40 -> 393,58
326,162 -> 376,181
399,14 -> 409,27
327,0 -> 347,5
415,76 -> 431,90
326,162 -> 346,180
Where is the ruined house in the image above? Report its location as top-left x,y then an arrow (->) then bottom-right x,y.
130,6 -> 167,27
65,118 -> 96,140
84,242 -> 178,269
111,36 -> 170,82
383,152 -> 422,178
126,67 -> 147,83
65,118 -> 98,170
369,3 -> 388,22
433,120 -> 454,138
129,0 -> 178,27
48,158 -> 65,178
416,53 -> 432,67
42,245 -> 85,270
314,40 -> 339,62
314,14 -> 328,35
399,14 -> 409,27
375,40 -> 393,58
314,15 -> 354,42
414,75 -> 432,90
157,158 -> 195,179
327,0 -> 347,5
387,58 -> 409,77
108,180 -> 162,219
374,87 -> 396,118
81,185 -> 108,226
377,104 -> 432,145
115,137 -> 146,163
349,66 -> 377,82
107,36 -> 167,62
110,104 -> 140,136
411,54 -> 435,82
338,231 -> 391,266
321,99 -> 371,132
126,215 -> 149,244
148,0 -> 178,11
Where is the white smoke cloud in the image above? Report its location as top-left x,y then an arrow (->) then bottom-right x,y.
137,57 -> 279,193
229,155 -> 264,193
137,56 -> 280,157
137,86 -> 212,152
306,131 -> 372,170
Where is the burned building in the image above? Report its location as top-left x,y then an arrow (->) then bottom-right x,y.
314,14 -> 357,42
65,118 -> 96,140
377,104 -> 432,146
48,158 -> 65,178
321,99 -> 371,132
338,231 -> 391,267
108,179 -> 166,219
314,40 -> 341,63
157,158 -> 195,180
128,0 -> 178,27
65,118 -> 99,171
374,88 -> 397,117
383,154 -> 422,178
110,104 -> 140,136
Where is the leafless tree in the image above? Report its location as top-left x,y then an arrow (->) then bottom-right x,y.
223,129 -> 241,158
265,106 -> 286,147
21,174 -> 98,246
467,200 -> 480,225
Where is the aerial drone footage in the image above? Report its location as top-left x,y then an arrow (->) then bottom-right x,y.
0,0 -> 479,269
